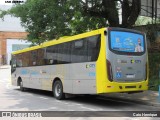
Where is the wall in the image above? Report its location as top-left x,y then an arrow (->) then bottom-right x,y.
0,31 -> 28,65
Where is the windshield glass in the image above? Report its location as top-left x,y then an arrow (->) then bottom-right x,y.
110,31 -> 145,53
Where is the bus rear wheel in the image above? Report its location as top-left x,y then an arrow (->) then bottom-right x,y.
53,80 -> 65,100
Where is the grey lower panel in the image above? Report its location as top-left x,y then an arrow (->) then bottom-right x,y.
12,62 -> 97,94
72,79 -> 96,94
63,79 -> 73,93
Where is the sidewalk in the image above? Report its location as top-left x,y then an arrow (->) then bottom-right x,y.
102,90 -> 160,107
0,65 -> 11,80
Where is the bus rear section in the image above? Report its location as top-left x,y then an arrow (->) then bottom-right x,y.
96,27 -> 148,94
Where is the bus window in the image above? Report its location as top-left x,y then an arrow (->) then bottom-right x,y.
16,54 -> 23,67
71,39 -> 88,63
75,40 -> 83,48
30,50 -> 38,66
45,45 -> 58,65
87,35 -> 101,61
22,52 -> 30,67
37,48 -> 45,66
109,31 -> 145,55
57,42 -> 71,64
11,55 -> 16,73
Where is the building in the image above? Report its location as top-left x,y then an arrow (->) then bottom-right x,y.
0,4 -> 30,65
0,31 -> 29,65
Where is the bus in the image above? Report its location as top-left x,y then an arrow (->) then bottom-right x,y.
11,27 -> 148,100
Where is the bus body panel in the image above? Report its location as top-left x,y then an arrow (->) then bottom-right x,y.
96,28 -> 148,94
12,62 -> 97,94
70,62 -> 96,94
96,30 -> 108,93
12,65 -> 69,91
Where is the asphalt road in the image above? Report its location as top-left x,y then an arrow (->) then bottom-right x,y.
0,76 -> 159,112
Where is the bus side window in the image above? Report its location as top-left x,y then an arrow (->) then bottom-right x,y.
16,54 -> 22,67
71,39 -> 88,63
75,40 -> 83,48
21,52 -> 30,67
45,45 -> 58,65
31,50 -> 37,66
62,42 -> 71,63
87,35 -> 101,61
37,48 -> 45,66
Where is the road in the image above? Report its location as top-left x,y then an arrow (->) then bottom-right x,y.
0,66 -> 159,119
0,75 -> 159,111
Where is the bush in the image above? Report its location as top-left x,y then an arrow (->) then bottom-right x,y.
148,52 -> 160,91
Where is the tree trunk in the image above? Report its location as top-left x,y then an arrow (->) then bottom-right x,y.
122,0 -> 141,28
102,0 -> 119,27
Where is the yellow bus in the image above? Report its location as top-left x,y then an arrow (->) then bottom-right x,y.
11,27 -> 148,100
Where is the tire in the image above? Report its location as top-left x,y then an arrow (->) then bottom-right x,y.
20,80 -> 25,91
53,80 -> 65,100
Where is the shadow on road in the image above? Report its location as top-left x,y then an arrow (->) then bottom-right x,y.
10,88 -> 149,109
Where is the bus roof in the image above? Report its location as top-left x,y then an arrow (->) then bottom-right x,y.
12,28 -> 106,55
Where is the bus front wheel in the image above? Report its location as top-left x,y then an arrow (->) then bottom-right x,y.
53,80 -> 65,100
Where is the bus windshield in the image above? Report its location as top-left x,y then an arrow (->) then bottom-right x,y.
110,31 -> 145,53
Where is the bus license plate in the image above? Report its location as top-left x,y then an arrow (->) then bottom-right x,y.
126,74 -> 135,78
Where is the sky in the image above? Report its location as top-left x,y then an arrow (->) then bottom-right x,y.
0,0 -> 12,5
0,0 -> 25,32
0,0 -> 6,5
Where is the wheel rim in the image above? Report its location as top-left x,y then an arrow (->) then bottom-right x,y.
55,83 -> 61,97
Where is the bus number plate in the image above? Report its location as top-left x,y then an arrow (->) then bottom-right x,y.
126,74 -> 135,78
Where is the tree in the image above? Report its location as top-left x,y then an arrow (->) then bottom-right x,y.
0,0 -> 141,44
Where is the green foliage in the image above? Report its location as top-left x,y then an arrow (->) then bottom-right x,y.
135,16 -> 152,26
148,52 -> 160,91
70,12 -> 107,35
0,10 -> 8,20
149,78 -> 160,91
10,0 -> 75,44
0,0 -> 107,44
148,53 -> 160,78
0,0 -> 141,44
